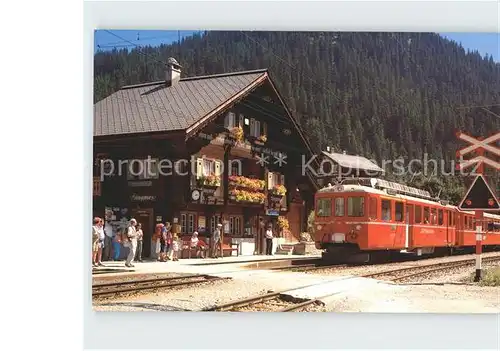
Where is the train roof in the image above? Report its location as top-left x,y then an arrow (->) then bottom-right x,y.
316,183 -> 500,220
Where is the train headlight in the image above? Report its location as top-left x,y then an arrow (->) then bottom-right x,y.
317,225 -> 323,231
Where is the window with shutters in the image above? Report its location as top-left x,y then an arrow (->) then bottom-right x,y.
180,212 -> 197,234
181,214 -> 187,234
188,213 -> 195,233
224,112 -> 236,129
226,216 -> 243,236
250,118 -> 261,137
196,158 -> 222,178
267,172 -> 285,189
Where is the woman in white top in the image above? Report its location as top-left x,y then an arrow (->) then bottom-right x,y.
265,226 -> 274,256
191,232 -> 205,258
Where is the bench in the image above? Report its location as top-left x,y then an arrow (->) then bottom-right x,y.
220,238 -> 239,257
181,238 -> 208,259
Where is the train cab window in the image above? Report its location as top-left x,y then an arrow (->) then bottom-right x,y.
430,208 -> 437,225
464,216 -> 469,229
423,207 -> 430,224
335,197 -> 345,216
438,209 -> 444,226
317,198 -> 332,217
369,197 -> 377,219
395,202 -> 404,222
415,206 -> 422,223
447,211 -> 452,226
381,200 -> 392,221
347,197 -> 365,217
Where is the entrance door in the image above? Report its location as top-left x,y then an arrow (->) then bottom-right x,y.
406,204 -> 414,249
131,208 -> 154,258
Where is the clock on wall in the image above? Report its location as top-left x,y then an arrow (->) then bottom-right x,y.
191,189 -> 201,201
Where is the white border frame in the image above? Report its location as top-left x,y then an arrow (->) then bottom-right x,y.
84,1 -> 500,350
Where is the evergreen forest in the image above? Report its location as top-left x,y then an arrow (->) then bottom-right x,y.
94,31 -> 500,203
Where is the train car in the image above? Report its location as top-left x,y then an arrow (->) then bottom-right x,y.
313,177 -> 500,262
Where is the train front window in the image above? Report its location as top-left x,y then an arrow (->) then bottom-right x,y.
347,197 -> 365,217
335,197 -> 345,216
317,198 -> 332,217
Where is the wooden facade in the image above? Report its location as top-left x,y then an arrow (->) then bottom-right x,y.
93,71 -> 318,257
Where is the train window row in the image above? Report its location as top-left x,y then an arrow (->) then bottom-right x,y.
317,196 -> 455,227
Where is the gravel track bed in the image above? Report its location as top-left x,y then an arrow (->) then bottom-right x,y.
93,272 -> 185,285
92,269 -> 337,312
294,303 -> 328,312
232,298 -> 297,312
320,284 -> 500,313
303,252 -> 500,277
93,277 -> 279,312
397,260 -> 500,285
93,277 -> 226,305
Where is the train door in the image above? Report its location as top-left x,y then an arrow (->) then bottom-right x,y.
406,204 -> 414,249
445,210 -> 453,245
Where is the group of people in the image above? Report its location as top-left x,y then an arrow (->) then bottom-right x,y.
91,217 -> 144,267
92,216 -> 277,267
153,222 -> 181,262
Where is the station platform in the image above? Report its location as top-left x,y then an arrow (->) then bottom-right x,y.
92,254 -> 321,278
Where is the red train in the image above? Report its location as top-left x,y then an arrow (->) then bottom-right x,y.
313,178 -> 500,262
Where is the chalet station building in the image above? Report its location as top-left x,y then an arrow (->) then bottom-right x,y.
93,58 -> 319,258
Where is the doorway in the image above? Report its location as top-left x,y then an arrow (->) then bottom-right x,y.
406,204 -> 414,249
131,208 -> 154,258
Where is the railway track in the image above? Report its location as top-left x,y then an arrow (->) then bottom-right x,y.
92,274 -> 228,298
202,290 -> 325,312
362,255 -> 500,282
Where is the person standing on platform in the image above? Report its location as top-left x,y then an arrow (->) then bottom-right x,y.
125,218 -> 138,267
103,217 -> 114,261
135,223 -> 144,262
265,225 -> 274,256
171,234 -> 180,261
92,217 -> 101,267
165,223 -> 173,260
212,223 -> 222,258
112,228 -> 122,261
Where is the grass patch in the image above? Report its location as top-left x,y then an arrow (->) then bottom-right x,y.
470,266 -> 500,286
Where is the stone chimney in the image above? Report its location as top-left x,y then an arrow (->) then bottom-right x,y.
165,57 -> 182,87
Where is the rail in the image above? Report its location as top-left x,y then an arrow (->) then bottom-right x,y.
92,274 -> 229,297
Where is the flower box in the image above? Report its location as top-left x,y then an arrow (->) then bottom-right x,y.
198,175 -> 221,188
229,189 -> 265,204
229,126 -> 244,142
228,175 -> 266,191
270,184 -> 287,196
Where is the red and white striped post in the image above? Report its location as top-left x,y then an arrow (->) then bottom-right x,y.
473,145 -> 484,282
474,210 -> 483,282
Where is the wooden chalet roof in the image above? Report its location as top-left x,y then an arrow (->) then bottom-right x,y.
93,69 -> 268,137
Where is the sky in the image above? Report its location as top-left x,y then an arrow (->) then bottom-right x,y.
94,30 -> 499,62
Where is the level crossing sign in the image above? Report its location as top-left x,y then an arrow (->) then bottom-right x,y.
458,174 -> 500,211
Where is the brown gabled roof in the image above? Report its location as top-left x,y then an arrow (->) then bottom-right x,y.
93,69 -> 268,137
